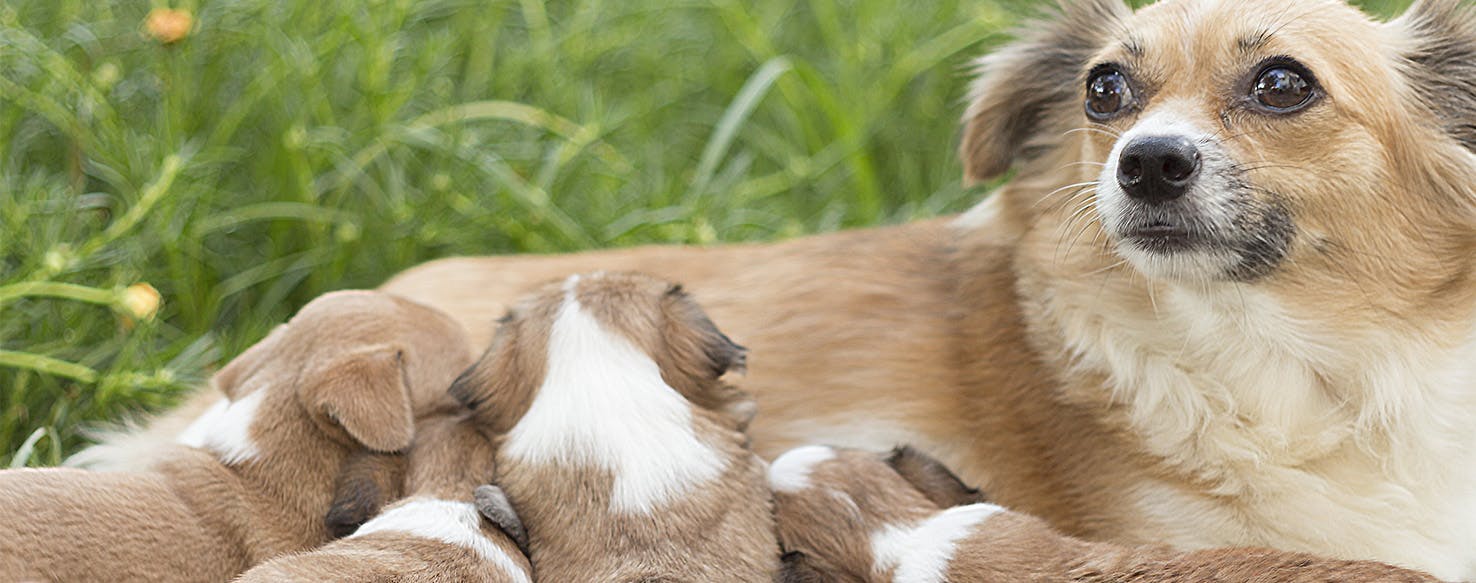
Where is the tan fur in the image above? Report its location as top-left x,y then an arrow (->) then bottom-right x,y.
236,414 -> 532,583
450,272 -> 779,582
772,446 -> 1444,582
0,291 -> 472,582
86,0 -> 1476,578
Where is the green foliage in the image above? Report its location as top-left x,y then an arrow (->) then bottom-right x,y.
0,0 -> 1417,465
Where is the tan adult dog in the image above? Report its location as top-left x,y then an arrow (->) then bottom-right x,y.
76,0 -> 1476,577
769,445 -> 1445,582
0,291 -> 472,582
448,271 -> 778,582
237,413 -> 531,583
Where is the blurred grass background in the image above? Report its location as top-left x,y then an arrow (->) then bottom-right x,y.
0,0 -> 1412,466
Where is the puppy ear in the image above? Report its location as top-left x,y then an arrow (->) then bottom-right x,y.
1393,0 -> 1476,151
474,485 -> 530,556
212,325 -> 288,399
663,284 -> 747,379
324,451 -> 405,539
300,344 -> 416,452
776,550 -> 838,583
885,446 -> 988,508
960,0 -> 1129,183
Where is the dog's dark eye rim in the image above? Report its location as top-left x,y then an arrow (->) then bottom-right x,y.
1246,56 -> 1321,114
1084,63 -> 1137,120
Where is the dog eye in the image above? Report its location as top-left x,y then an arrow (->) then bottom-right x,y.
1086,68 -> 1133,120
1252,65 -> 1314,112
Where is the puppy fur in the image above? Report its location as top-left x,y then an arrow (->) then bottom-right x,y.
237,413 -> 532,583
0,291 -> 472,582
449,271 -> 778,582
84,0 -> 1476,578
770,445 -> 1444,583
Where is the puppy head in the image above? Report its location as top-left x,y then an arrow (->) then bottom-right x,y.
766,445 -> 986,582
965,0 -> 1476,312
451,271 -> 752,433
212,291 -> 472,455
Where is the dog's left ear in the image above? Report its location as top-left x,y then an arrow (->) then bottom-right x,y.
1392,0 -> 1476,151
663,284 -> 747,379
299,344 -> 416,453
885,446 -> 988,508
324,450 -> 406,538
960,0 -> 1130,183
474,485 -> 530,556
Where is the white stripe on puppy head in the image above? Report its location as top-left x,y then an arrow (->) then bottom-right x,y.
351,497 -> 531,583
175,389 -> 264,465
502,275 -> 726,514
767,445 -> 836,492
871,503 -> 1004,583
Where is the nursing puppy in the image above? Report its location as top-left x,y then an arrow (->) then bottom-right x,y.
91,0 -> 1476,577
770,445 -> 1444,583
0,291 -> 472,582
237,414 -> 532,583
449,271 -> 778,582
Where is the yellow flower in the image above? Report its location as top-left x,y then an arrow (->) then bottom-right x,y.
120,283 -> 161,321
145,8 -> 193,44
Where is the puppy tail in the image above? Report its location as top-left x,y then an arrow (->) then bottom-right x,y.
63,386 -> 223,470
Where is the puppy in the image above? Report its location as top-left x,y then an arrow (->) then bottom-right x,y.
236,413 -> 532,583
449,271 -> 777,582
0,291 -> 472,582
770,445 -> 1445,583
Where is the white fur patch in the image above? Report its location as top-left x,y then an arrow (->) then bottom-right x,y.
175,389 -> 264,465
871,503 -> 1003,583
501,283 -> 726,514
768,445 -> 836,492
351,497 -> 530,583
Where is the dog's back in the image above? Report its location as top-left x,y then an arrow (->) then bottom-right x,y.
451,271 -> 778,581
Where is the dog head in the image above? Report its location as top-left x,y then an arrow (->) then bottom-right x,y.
767,445 -> 988,582
450,271 -> 752,434
963,0 -> 1476,313
197,291 -> 472,462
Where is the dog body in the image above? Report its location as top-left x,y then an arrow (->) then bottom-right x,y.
0,291 -> 472,582
375,1 -> 1476,578
73,0 -> 1476,577
770,445 -> 1444,582
450,272 -> 779,582
237,414 -> 532,583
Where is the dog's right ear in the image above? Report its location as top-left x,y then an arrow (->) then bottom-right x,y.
299,344 -> 416,453
885,446 -> 987,508
212,325 -> 288,399
960,0 -> 1129,183
474,485 -> 530,556
776,550 -> 839,583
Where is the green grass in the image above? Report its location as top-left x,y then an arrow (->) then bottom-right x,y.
0,0 -> 1413,466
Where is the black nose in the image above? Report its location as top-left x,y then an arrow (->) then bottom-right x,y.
1116,135 -> 1200,204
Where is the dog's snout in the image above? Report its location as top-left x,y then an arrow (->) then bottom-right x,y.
1116,136 -> 1201,204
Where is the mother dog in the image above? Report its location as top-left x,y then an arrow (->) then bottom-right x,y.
102,0 -> 1476,578
381,0 -> 1476,577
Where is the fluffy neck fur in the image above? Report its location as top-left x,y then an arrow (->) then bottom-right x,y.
971,165 -> 1476,576
164,388 -> 351,563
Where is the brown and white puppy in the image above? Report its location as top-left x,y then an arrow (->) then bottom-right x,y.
449,271 -> 777,582
85,0 -> 1476,578
770,445 -> 1444,583
236,413 -> 532,583
0,291 -> 472,582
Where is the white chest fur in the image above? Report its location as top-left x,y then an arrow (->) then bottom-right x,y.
1042,279 -> 1476,579
175,388 -> 264,465
502,286 -> 726,514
